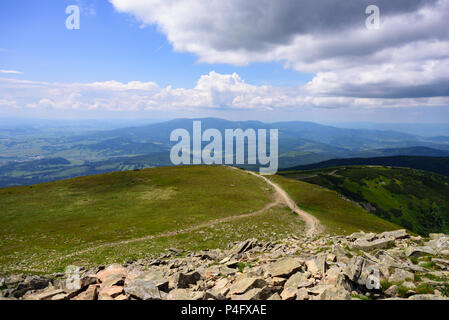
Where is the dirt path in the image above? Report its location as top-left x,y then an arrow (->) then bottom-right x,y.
62,194 -> 281,260
242,169 -> 321,236
61,166 -> 320,260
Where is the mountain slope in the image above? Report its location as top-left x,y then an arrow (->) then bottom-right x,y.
0,165 -> 401,274
284,155 -> 449,177
279,166 -> 449,236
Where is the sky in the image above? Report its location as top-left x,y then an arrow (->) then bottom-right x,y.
0,0 -> 449,123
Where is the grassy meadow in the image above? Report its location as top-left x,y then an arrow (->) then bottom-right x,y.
270,175 -> 400,235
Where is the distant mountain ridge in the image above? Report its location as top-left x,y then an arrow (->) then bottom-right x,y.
284,155 -> 449,177
2,118 -> 449,187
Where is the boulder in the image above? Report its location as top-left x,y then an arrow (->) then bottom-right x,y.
280,288 -> 297,300
229,277 -> 267,296
125,279 -> 161,300
73,284 -> 98,300
284,272 -> 310,289
352,237 -> 395,251
265,257 -> 303,278
96,264 -> 128,283
127,270 -> 169,292
231,287 -> 271,300
406,246 -> 435,258
169,271 -> 201,289
384,285 -> 398,297
380,229 -> 409,240
166,288 -> 203,300
98,286 -> 124,300
389,268 -> 414,283
318,286 -> 351,300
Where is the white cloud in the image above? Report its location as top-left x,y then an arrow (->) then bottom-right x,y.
109,0 -> 449,101
0,70 -> 23,74
1,72 -> 449,114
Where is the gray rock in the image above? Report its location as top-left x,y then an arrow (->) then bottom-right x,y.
389,268 -> 414,283
352,237 -> 395,251
380,229 -> 408,240
284,272 -> 310,289
408,294 -> 448,300
169,271 -> 201,289
266,257 -> 303,278
318,286 -> 351,300
125,279 -> 161,300
384,285 -> 398,297
229,277 -> 267,295
406,246 -> 435,258
231,287 -> 271,300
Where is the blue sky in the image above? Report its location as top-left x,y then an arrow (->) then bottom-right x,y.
0,0 -> 312,87
1,0 -> 448,123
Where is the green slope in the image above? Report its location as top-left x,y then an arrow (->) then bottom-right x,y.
279,166 -> 449,236
271,175 -> 400,235
0,165 -> 307,274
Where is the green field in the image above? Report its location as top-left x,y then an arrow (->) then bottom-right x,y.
0,165 -> 410,275
271,175 -> 400,235
278,166 -> 449,236
0,165 -> 307,274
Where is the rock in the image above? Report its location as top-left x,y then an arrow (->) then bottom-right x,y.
100,274 -> 124,289
73,284 -> 98,300
384,285 -> 398,297
405,246 -> 435,258
65,274 -> 97,291
231,287 -> 271,300
318,286 -> 351,300
284,272 -> 310,289
169,271 -> 201,289
229,277 -> 267,295
426,235 -> 449,253
389,269 -> 414,283
348,231 -> 376,242
204,288 -> 225,300
213,278 -> 228,290
96,264 -> 128,283
230,239 -> 257,255
24,287 -> 65,300
166,288 -> 202,300
323,267 -> 344,286
352,237 -> 395,251
295,288 -> 310,300
280,288 -> 297,300
127,270 -> 169,292
408,294 -> 448,300
305,254 -> 327,275
98,286 -> 124,300
9,276 -> 50,298
267,293 -> 281,300
269,277 -> 287,287
125,279 -> 161,300
431,258 -> 449,266
380,229 -> 409,240
402,281 -> 416,290
344,256 -> 365,282
265,257 -> 303,278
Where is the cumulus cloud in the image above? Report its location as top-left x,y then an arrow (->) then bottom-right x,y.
109,0 -> 449,101
1,72 -> 448,114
